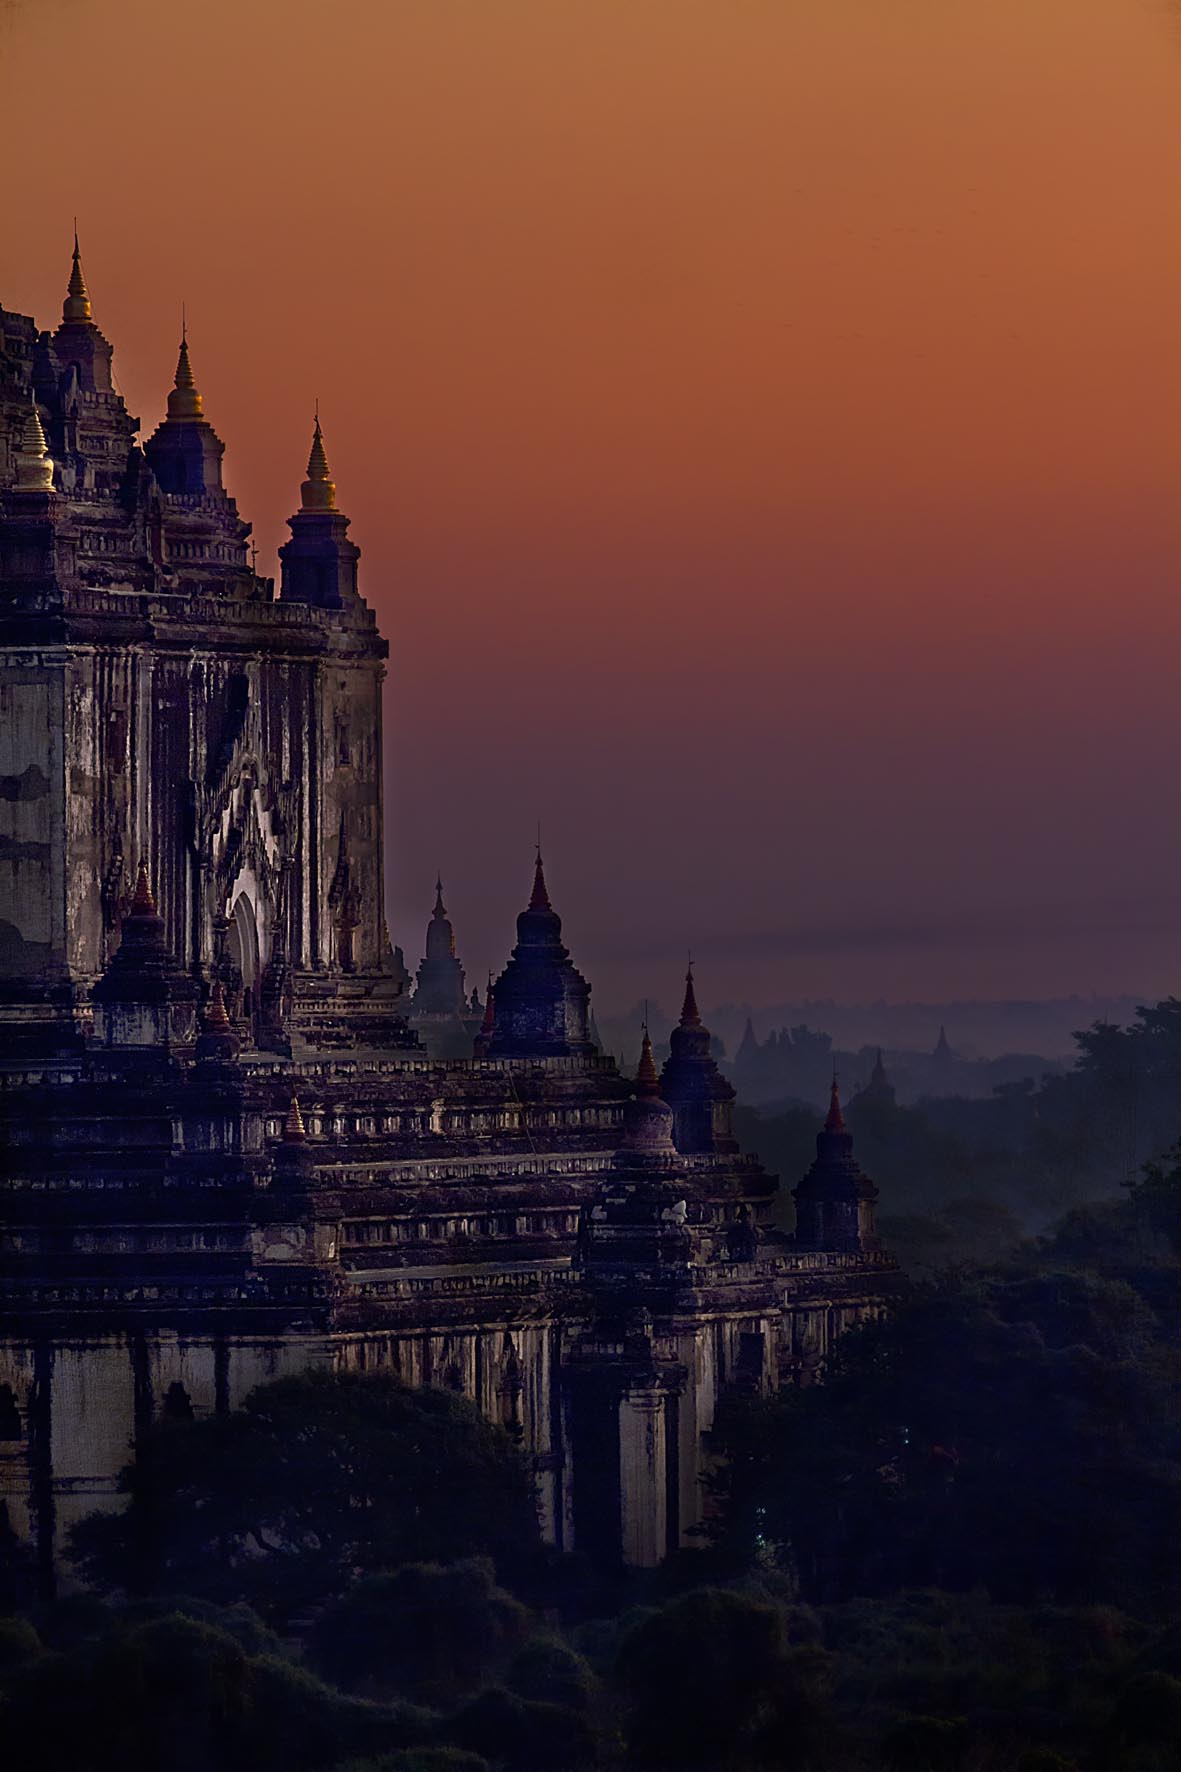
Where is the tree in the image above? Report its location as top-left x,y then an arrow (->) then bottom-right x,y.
446,1686 -> 600,1772
709,1275 -> 1181,1617
0,1611 -> 432,1772
1128,1142 -> 1181,1255
70,1371 -> 540,1619
329,1755 -> 490,1772
614,1587 -> 832,1769
308,1560 -> 530,1705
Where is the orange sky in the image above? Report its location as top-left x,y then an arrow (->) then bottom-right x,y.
3,0 -> 1181,1012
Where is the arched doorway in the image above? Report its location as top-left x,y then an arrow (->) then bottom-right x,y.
227,892 -> 260,1017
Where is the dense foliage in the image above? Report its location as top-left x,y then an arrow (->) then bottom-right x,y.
70,1371 -> 541,1618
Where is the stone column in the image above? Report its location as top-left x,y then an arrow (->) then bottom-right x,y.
618,1386 -> 669,1568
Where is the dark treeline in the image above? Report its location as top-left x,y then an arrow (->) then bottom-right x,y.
1,1006 -> 1179,1771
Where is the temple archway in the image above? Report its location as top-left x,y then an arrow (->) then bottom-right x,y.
228,891 -> 259,990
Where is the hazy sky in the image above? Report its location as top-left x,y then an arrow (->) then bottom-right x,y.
3,0 -> 1181,1011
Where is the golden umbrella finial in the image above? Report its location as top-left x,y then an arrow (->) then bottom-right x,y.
166,313 -> 205,420
63,223 -> 92,323
300,408 -> 337,511
284,1095 -> 308,1142
14,403 -> 55,492
129,859 -> 158,916
204,979 -> 231,1030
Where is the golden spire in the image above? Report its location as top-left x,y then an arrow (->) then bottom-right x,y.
166,322 -> 205,421
14,404 -> 55,493
284,1095 -> 308,1142
129,860 -> 158,917
204,979 -> 231,1030
300,414 -> 337,511
63,227 -> 92,323
636,1025 -> 661,1097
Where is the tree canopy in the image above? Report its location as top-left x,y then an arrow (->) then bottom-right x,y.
70,1370 -> 540,1619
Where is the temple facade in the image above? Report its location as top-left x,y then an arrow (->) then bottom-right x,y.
0,246 -> 901,1587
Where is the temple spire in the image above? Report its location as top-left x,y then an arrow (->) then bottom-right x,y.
825,1075 -> 845,1133
129,860 -> 158,918
284,1095 -> 307,1142
14,403 -> 54,492
63,227 -> 92,323
529,847 -> 552,912
636,1025 -> 661,1097
166,327 -> 205,421
434,875 -> 446,916
679,958 -> 702,1029
300,414 -> 337,511
205,979 -> 231,1030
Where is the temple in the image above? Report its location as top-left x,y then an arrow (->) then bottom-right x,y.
0,244 -> 900,1586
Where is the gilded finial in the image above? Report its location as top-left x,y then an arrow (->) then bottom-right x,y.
204,979 -> 231,1030
283,1095 -> 308,1142
63,225 -> 92,323
166,327 -> 205,421
14,403 -> 55,493
636,1023 -> 661,1097
300,413 -> 336,511
129,860 -> 158,917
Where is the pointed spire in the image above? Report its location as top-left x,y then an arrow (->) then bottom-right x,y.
679,958 -> 703,1029
636,1025 -> 661,1097
14,403 -> 55,492
204,979 -> 231,1030
284,1095 -> 307,1142
433,875 -> 446,916
300,413 -> 337,511
63,227 -> 92,323
528,847 -> 552,912
480,974 -> 495,1037
166,326 -> 205,421
129,860 -> 157,918
824,1075 -> 845,1133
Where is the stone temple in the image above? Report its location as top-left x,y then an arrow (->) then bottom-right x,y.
0,243 -> 901,1588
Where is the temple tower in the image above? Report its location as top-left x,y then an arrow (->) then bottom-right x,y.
568,1033 -> 691,1567
414,879 -> 467,1014
410,879 -> 478,1058
659,963 -> 738,1154
278,416 -> 361,610
792,1079 -> 880,1253
485,852 -> 593,1058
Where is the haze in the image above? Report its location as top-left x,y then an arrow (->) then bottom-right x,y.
3,0 -> 1179,1011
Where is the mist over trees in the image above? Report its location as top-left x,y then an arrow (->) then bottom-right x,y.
729,997 -> 1181,1266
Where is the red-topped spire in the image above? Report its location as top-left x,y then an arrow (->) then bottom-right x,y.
528,848 -> 552,913
129,860 -> 157,917
636,1026 -> 661,1097
825,1075 -> 845,1132
679,959 -> 703,1029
